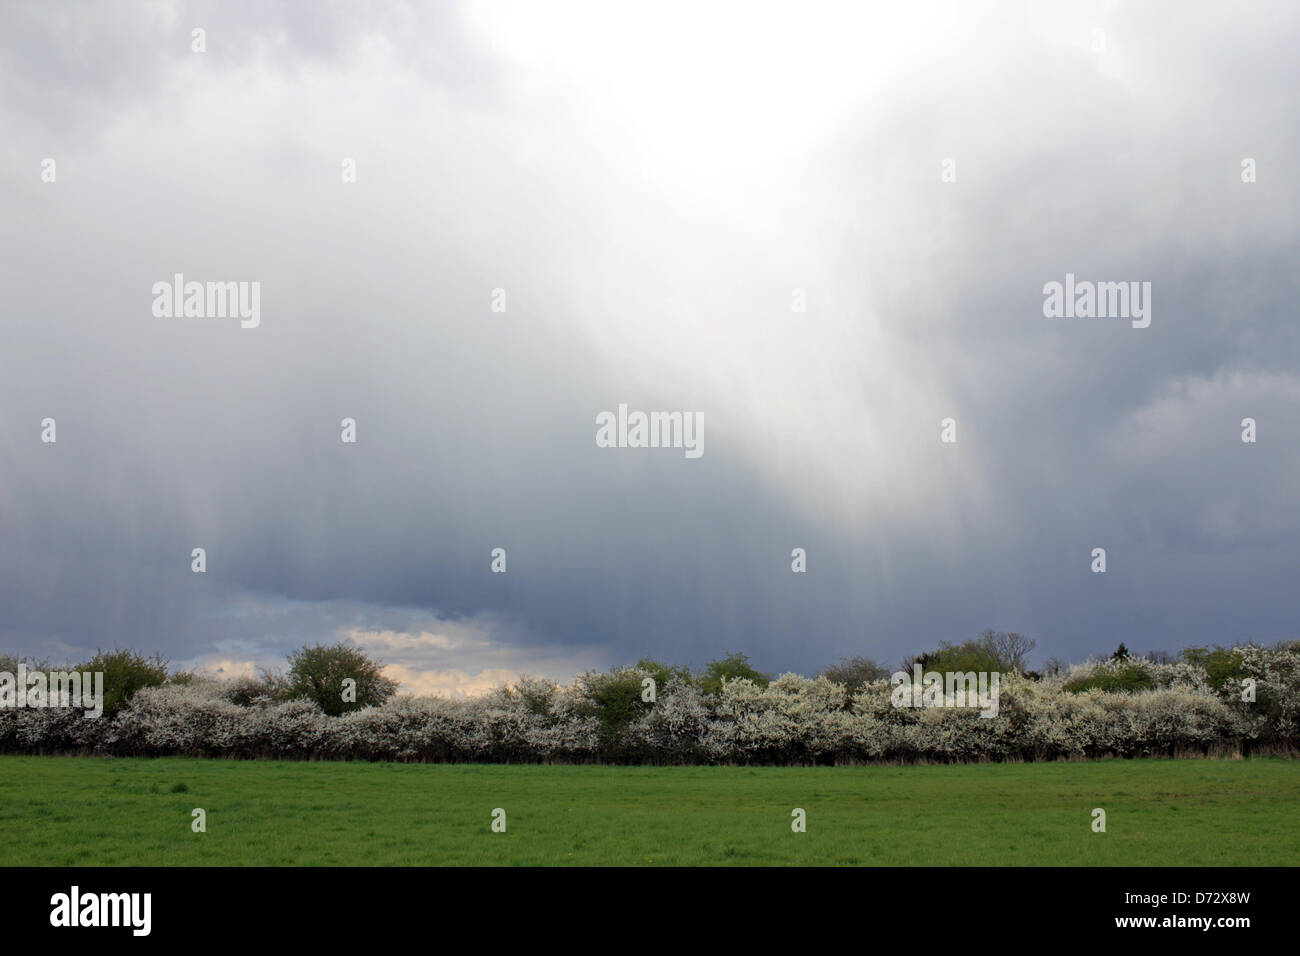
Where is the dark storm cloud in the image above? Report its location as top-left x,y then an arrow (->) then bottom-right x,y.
1,1 -> 1298,687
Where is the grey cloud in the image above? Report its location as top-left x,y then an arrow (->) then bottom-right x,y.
2,1 -> 1298,684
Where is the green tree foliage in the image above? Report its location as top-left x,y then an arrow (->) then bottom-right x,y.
1179,645 -> 1247,690
903,630 -> 1036,676
636,658 -> 694,692
286,643 -> 397,716
698,652 -> 769,697
1062,664 -> 1156,694
575,666 -> 652,732
77,648 -> 169,718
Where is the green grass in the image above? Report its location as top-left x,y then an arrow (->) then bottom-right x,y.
2,755 -> 1297,865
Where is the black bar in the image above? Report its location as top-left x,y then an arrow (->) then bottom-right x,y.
5,866 -> 1281,940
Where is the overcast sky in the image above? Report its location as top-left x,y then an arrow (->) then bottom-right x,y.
2,0 -> 1298,694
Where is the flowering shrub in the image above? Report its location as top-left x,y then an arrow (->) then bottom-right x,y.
0,643 -> 1293,763
1239,641 -> 1300,745
718,674 -> 854,762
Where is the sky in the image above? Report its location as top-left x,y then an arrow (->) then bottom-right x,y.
2,0 -> 1298,695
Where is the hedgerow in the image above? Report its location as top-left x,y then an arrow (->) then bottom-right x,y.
2,642 -> 1294,763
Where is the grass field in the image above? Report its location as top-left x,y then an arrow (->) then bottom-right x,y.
2,755 -> 1297,865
